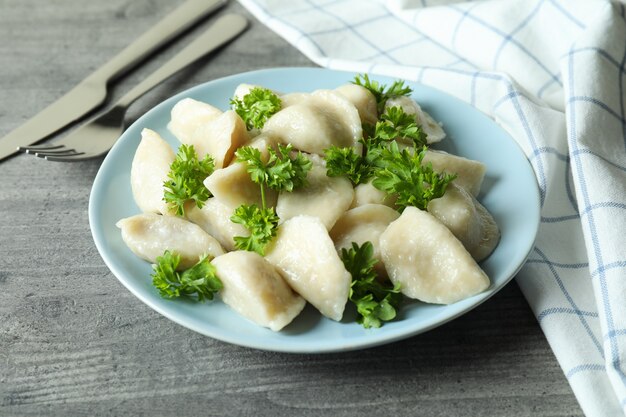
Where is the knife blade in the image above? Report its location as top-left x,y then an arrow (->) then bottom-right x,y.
0,0 -> 226,161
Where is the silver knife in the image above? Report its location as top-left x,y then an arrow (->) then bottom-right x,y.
0,0 -> 226,161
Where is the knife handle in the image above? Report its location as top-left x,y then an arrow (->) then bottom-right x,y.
91,0 -> 226,84
116,14 -> 247,109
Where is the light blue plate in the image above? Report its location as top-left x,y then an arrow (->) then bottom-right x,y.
89,67 -> 540,353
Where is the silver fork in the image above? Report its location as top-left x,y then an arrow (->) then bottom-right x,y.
20,14 -> 247,162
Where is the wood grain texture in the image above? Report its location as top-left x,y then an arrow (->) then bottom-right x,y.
0,1 -> 583,416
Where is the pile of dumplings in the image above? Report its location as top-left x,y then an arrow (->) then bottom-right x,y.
116,79 -> 500,332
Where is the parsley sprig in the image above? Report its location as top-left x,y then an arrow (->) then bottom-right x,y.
369,106 -> 427,149
163,144 -> 214,216
151,251 -> 222,301
353,73 -> 413,114
230,144 -> 312,255
231,87 -> 282,130
372,142 -> 456,211
230,204 -> 280,255
341,242 -> 402,328
324,146 -> 374,186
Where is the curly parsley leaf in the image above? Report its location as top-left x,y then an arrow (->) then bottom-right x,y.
266,145 -> 312,192
341,242 -> 403,328
163,144 -> 214,217
230,204 -> 280,256
324,146 -> 373,185
235,144 -> 312,206
372,106 -> 427,149
231,87 -> 282,130
372,143 -> 456,211
353,73 -> 413,114
152,251 -> 222,301
232,144 -> 311,255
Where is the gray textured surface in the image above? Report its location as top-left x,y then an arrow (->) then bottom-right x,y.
0,1 -> 583,416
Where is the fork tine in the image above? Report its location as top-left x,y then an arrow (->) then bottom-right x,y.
44,152 -> 91,162
19,144 -> 66,153
34,148 -> 77,156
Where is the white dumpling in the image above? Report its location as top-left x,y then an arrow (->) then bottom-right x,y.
265,215 -> 351,321
247,132 -> 280,162
427,183 -> 500,262
262,90 -> 363,156
186,198 -> 248,252
116,213 -> 225,270
423,150 -> 486,197
279,92 -> 310,108
168,98 -> 222,144
379,207 -> 490,304
276,154 -> 354,230
203,162 -> 277,209
385,95 -> 446,144
212,251 -> 306,331
188,110 -> 247,168
330,204 -> 400,279
350,180 -> 397,209
130,128 -> 175,215
334,83 -> 378,125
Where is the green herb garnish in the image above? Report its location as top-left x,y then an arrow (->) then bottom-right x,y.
151,251 -> 222,301
163,144 -> 214,216
230,144 -> 312,255
231,87 -> 282,130
372,143 -> 456,211
341,242 -> 403,328
353,73 -> 413,114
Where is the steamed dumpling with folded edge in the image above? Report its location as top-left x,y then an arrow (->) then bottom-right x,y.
265,215 -> 351,321
350,180 -> 397,209
116,212 -> 225,270
334,83 -> 378,125
275,154 -> 354,230
427,183 -> 500,262
279,92 -> 310,108
385,95 -> 446,144
262,89 -> 363,156
212,251 -> 306,332
130,128 -> 175,215
423,149 -> 486,197
203,162 -> 278,209
186,197 -> 248,252
379,207 -> 490,304
168,98 -> 222,144
188,110 -> 247,168
329,204 -> 400,279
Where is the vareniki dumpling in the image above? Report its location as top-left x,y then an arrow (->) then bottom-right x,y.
168,98 -> 222,144
265,215 -> 351,321
276,154 -> 354,230
116,213 -> 225,270
130,128 -> 175,216
427,183 -> 500,262
385,95 -> 446,144
423,150 -> 486,197
212,251 -> 305,331
379,207 -> 490,304
263,89 -> 363,156
330,204 -> 400,279
186,198 -> 248,253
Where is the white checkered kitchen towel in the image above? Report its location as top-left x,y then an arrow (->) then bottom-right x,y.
237,0 -> 626,415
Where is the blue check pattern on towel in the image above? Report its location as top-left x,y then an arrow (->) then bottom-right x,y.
238,0 -> 626,415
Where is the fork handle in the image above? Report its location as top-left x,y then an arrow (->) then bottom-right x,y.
115,14 -> 248,109
92,0 -> 227,84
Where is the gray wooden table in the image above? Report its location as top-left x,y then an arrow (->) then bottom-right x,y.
0,1 -> 583,416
